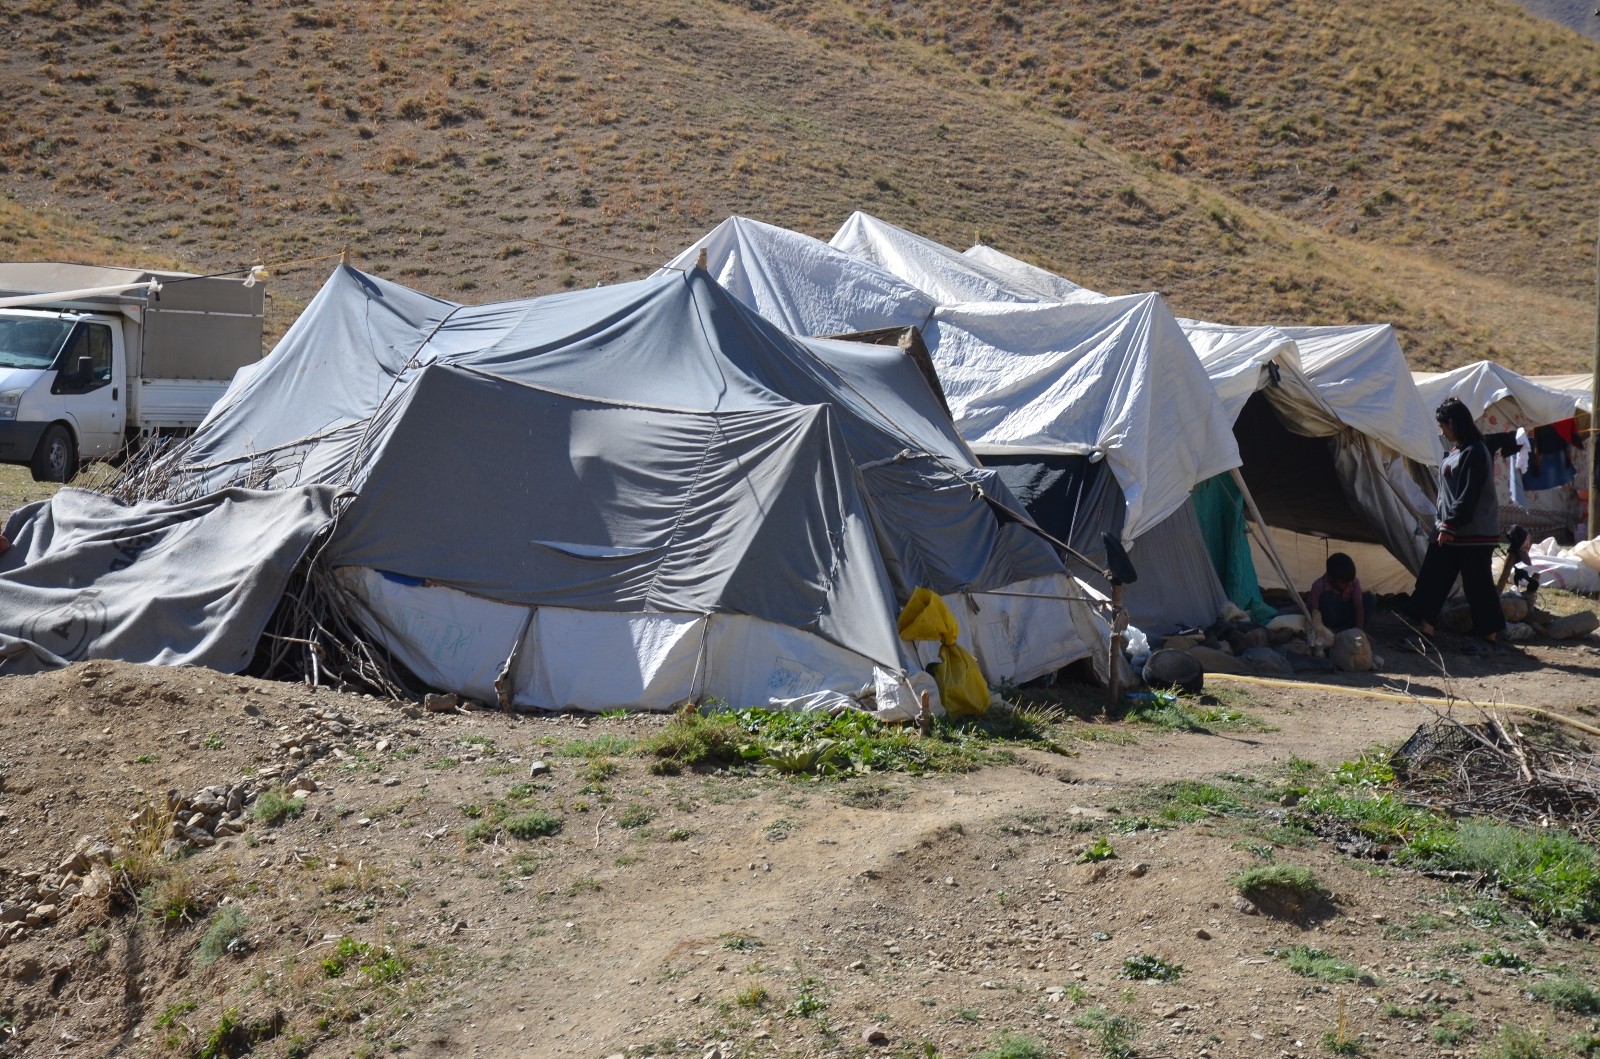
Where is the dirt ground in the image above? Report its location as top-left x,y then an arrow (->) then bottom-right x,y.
1,606 -> 1599,1059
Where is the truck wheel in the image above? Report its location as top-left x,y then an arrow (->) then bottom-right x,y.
30,424 -> 78,483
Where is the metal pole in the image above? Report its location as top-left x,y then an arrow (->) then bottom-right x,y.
1590,214 -> 1600,542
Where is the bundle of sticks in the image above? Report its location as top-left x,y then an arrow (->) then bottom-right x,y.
1392,712 -> 1600,840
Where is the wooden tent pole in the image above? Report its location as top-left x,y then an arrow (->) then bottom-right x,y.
1230,468 -> 1314,623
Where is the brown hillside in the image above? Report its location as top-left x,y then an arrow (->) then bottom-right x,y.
0,0 -> 1596,369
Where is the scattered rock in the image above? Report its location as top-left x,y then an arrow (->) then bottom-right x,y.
1195,928 -> 1212,940
1143,649 -> 1204,693
1226,627 -> 1271,653
1231,895 -> 1259,916
423,692 -> 459,714
1126,863 -> 1149,878
862,1024 -> 889,1044
1331,628 -> 1373,672
1500,593 -> 1531,622
1188,645 -> 1246,675
529,760 -> 551,778
1546,611 -> 1598,640
1239,646 -> 1294,677
1440,603 -> 1473,634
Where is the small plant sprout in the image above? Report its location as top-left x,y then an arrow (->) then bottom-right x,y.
1077,836 -> 1117,863
1120,954 -> 1182,982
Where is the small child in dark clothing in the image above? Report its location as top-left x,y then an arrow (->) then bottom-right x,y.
1302,552 -> 1375,632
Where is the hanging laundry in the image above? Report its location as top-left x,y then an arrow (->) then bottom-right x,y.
1523,424 -> 1576,491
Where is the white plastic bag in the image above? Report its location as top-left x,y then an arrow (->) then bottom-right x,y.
1123,625 -> 1151,671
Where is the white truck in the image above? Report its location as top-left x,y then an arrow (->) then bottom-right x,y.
0,262 -> 263,482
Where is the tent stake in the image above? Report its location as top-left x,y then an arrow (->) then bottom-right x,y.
1106,581 -> 1126,711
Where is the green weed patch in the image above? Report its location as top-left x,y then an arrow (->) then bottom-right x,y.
1402,821 -> 1600,928
1271,944 -> 1376,985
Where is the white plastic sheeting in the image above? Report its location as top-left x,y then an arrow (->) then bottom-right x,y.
828,214 -> 1241,543
964,243 -> 1437,584
920,295 -> 1241,540
1413,362 -> 1582,429
341,567 -> 894,711
962,244 -> 1100,304
1178,321 -> 1321,426
1528,374 -> 1593,413
1278,324 -> 1440,467
341,566 -> 1109,711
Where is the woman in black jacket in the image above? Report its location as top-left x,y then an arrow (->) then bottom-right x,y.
1403,397 -> 1507,652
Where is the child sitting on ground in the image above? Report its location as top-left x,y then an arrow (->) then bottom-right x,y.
1302,552 -> 1376,632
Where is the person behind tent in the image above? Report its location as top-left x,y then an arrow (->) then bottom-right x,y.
1302,552 -> 1373,632
1402,397 -> 1507,652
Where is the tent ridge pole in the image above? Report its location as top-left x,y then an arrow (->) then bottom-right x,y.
1229,467 -> 1314,623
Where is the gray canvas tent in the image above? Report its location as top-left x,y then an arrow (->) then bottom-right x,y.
662,215 -> 1243,635
171,264 -> 1116,709
0,485 -> 342,674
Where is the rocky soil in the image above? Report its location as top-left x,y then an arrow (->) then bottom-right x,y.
2,611 -> 1600,1059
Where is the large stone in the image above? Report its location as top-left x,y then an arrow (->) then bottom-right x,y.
423,693 -> 459,714
1239,646 -> 1294,677
1228,627 -> 1271,653
1286,651 -> 1337,675
1500,593 -> 1531,622
1331,629 -> 1374,672
1546,611 -> 1599,640
1187,645 -> 1246,674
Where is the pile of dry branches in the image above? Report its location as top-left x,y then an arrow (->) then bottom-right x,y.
1392,711 -> 1600,840
252,552 -> 415,699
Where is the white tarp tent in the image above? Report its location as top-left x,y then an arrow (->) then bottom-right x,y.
1529,374 -> 1594,413
1416,361 -> 1588,542
1181,321 -> 1438,595
1413,361 -> 1581,429
942,241 -> 1441,598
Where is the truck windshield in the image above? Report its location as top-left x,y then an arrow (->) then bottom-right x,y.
0,317 -> 74,370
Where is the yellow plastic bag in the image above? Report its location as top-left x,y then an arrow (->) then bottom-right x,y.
897,587 -> 990,719
898,586 -> 959,643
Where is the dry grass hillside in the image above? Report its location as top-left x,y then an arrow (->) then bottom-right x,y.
0,0 -> 1595,368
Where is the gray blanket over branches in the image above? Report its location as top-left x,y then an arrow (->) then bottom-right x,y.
0,485 -> 345,675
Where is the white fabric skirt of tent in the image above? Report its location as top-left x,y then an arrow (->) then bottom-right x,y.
338,567 -> 1114,711
931,572 -> 1110,686
337,568 -> 896,712
1248,533 -> 1415,597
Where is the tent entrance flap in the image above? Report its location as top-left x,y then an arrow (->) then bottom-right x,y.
1234,391 -> 1377,542
1190,473 -> 1275,624
984,453 -> 1229,634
